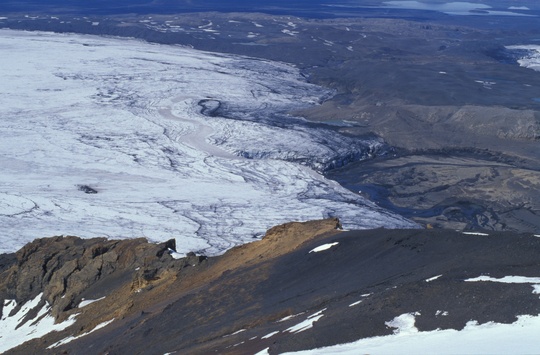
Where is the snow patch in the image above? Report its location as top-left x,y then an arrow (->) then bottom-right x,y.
386,312 -> 420,335
278,312 -> 305,322
506,45 -> 540,72
0,293 -> 77,353
425,274 -> 442,282
286,309 -> 326,334
262,331 -> 279,339
168,248 -> 186,259
223,329 -> 246,337
47,318 -> 115,348
465,275 -> 540,284
309,242 -> 339,253
78,296 -> 105,308
284,314 -> 540,354
462,231 -> 489,236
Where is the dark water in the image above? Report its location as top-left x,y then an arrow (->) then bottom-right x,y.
329,173 -> 497,229
0,0 -> 344,17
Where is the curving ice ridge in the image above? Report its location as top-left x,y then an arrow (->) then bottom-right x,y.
0,29 -> 416,255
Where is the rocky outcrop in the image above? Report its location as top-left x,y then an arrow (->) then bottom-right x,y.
3,220 -> 540,354
0,218 -> 341,354
0,236 -> 204,325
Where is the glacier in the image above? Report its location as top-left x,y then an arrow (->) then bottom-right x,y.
506,44 -> 540,72
0,29 -> 416,256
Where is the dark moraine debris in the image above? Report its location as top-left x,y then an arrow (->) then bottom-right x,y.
77,184 -> 98,194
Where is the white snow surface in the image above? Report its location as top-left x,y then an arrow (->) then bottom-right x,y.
285,313 -> 540,354
78,296 -> 106,308
47,318 -> 115,349
0,293 -> 77,353
506,45 -> 540,72
261,331 -> 280,339
425,274 -> 442,282
465,275 -> 540,284
286,309 -> 326,334
309,242 -> 339,253
0,30 -> 416,256
462,231 -> 489,236
255,348 -> 270,355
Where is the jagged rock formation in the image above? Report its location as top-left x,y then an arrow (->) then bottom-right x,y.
2,219 -> 540,354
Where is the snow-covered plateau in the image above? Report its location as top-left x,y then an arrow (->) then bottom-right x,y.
0,29 -> 416,255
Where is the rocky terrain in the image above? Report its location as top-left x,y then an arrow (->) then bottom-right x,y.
2,2 -> 540,353
2,219 -> 540,354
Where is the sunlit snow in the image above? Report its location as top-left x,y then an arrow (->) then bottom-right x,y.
465,275 -> 540,284
0,29 -> 416,256
425,274 -> 442,282
462,231 -> 489,236
78,296 -> 106,308
285,276 -> 540,354
506,45 -> 540,72
0,294 -> 77,353
47,318 -> 115,349
285,313 -> 540,354
286,309 -> 326,334
262,331 -> 279,339
309,242 -> 339,253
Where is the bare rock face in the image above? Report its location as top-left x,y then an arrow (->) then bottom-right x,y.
0,219 -> 339,354
0,235 -> 195,322
5,219 -> 540,355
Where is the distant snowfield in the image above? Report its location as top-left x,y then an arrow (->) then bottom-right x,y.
0,30 -> 416,255
506,44 -> 540,72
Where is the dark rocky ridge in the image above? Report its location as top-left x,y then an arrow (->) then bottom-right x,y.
2,219 -> 540,354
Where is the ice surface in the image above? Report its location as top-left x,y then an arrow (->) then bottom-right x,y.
0,293 -> 77,353
0,30 -> 416,256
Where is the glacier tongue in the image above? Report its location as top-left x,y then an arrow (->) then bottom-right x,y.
0,29 -> 416,256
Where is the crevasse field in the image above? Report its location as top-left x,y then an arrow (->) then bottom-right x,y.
0,29 -> 416,255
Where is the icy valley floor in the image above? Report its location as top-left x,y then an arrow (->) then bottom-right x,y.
0,29 -> 416,255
